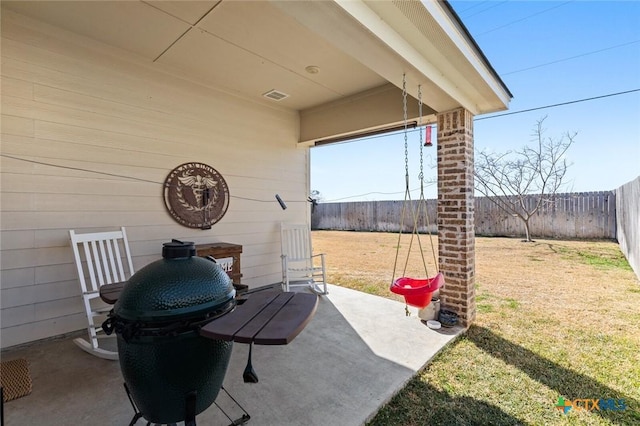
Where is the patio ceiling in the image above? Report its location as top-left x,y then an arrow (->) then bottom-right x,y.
2,0 -> 511,143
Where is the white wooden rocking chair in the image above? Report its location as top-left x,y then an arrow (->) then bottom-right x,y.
69,227 -> 134,360
280,223 -> 328,295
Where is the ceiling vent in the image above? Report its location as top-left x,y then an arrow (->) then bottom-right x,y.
263,89 -> 289,101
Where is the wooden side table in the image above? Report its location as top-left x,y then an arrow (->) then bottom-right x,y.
195,242 -> 247,294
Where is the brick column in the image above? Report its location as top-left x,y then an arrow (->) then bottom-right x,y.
437,108 -> 475,327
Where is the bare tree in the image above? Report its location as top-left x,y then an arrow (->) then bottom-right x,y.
474,116 -> 576,242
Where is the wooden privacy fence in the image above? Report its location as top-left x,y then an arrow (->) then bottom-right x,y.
615,177 -> 639,278
311,191 -> 617,239
312,200 -> 438,234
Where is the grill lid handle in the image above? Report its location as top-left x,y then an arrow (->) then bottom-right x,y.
162,239 -> 196,259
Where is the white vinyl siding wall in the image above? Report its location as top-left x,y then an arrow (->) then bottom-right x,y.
1,11 -> 308,348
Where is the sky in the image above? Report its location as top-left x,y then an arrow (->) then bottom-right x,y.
310,0 -> 640,202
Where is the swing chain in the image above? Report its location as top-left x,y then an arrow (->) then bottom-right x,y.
391,74 -> 411,286
402,74 -> 409,181
417,86 -> 439,273
418,85 -> 424,190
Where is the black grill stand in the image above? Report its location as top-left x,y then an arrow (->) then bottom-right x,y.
125,383 -> 250,426
213,387 -> 251,426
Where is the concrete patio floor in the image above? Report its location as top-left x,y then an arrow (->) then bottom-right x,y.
1,284 -> 463,425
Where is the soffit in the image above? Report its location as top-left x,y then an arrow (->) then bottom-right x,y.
145,1 -> 219,25
2,0 -> 511,125
2,1 -> 192,60
2,0 -> 387,111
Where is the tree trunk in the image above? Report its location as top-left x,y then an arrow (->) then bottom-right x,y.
523,218 -> 533,242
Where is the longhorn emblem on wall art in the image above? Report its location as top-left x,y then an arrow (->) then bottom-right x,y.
163,162 -> 230,229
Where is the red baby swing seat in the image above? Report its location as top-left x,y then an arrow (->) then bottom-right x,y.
391,272 -> 444,308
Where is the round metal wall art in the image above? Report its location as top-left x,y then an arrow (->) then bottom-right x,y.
163,162 -> 230,229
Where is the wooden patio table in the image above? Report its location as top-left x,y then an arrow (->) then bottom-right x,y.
99,284 -> 318,346
200,291 -> 317,345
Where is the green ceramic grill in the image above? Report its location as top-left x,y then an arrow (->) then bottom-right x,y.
107,240 -> 236,424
